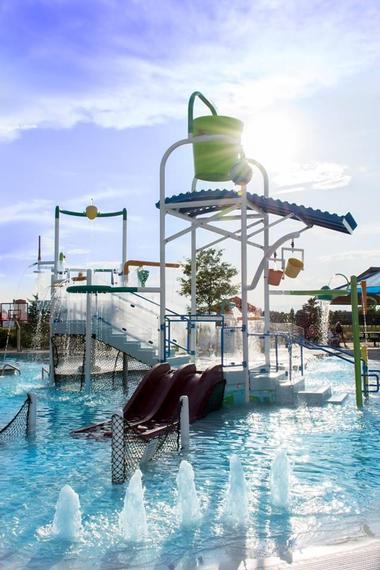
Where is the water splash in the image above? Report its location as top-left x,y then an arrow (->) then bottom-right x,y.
119,469 -> 147,541
319,300 -> 331,345
224,454 -> 249,525
176,460 -> 201,526
52,484 -> 82,540
270,449 -> 292,509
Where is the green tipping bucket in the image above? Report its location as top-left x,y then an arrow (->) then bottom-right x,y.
317,285 -> 332,301
192,115 -> 243,181
188,92 -> 243,182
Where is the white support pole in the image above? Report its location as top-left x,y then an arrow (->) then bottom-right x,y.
240,184 -> 250,403
48,344 -> 55,386
180,395 -> 190,450
27,393 -> 37,437
54,206 -> 60,279
288,342 -> 293,383
84,269 -> 93,392
49,206 -> 61,383
159,207 -> 166,362
111,409 -> 125,484
159,134 -> 241,362
263,208 -> 271,370
246,160 -> 271,369
190,224 -> 196,362
122,209 -> 127,285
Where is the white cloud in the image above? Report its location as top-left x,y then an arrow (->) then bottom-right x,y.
355,222 -> 380,236
0,1 -> 379,140
319,249 -> 380,263
273,162 -> 351,195
0,199 -> 53,225
66,248 -> 91,255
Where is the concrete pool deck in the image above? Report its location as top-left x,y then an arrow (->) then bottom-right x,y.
182,538 -> 380,570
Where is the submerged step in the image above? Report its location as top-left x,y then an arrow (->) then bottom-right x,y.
166,355 -> 192,368
298,385 -> 332,406
250,370 -> 287,390
326,393 -> 349,405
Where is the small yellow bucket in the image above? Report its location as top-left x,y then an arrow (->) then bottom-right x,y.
284,258 -> 304,278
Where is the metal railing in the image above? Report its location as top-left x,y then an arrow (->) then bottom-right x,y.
164,314 -> 225,364
41,366 -> 49,380
0,363 -> 21,375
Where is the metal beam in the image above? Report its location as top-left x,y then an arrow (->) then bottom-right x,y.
247,214 -> 294,239
164,197 -> 240,210
247,226 -> 311,290
196,220 -> 264,252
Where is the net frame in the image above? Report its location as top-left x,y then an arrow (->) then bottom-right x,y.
0,394 -> 32,443
51,333 -> 149,391
111,400 -> 182,483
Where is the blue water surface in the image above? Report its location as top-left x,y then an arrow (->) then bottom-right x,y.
1,355 -> 380,569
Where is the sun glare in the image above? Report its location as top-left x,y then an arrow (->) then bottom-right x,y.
242,111 -> 303,171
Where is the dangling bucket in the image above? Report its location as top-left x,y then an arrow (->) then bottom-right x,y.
188,92 -> 243,182
268,269 -> 284,286
192,115 -> 243,181
284,258 -> 303,278
317,285 -> 332,301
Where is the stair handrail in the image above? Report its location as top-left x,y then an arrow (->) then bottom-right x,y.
111,291 -> 184,318
1,363 -> 21,374
95,315 -> 155,347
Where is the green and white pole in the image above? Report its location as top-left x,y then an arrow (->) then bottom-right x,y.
270,283 -> 364,408
84,269 -> 93,392
351,275 -> 363,408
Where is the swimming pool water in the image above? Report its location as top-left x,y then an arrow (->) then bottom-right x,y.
1,356 -> 380,569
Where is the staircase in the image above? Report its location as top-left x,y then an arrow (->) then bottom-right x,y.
52,291 -> 191,369
95,318 -> 190,368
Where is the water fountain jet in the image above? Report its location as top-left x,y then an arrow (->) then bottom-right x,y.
176,460 -> 201,526
270,449 -> 292,509
224,454 -> 249,525
119,469 -> 147,540
52,484 -> 82,540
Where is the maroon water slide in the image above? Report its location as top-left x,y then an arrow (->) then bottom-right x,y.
71,363 -> 175,437
134,363 -> 225,440
71,362 -> 225,439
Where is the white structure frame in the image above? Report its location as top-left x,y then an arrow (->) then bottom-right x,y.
159,135 -> 311,403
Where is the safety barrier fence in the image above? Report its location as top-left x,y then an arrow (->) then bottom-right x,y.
111,395 -> 189,484
0,393 -> 36,443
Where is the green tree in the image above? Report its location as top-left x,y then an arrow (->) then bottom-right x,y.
179,248 -> 239,313
295,297 -> 321,340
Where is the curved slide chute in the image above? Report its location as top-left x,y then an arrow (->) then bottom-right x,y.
71,363 -> 225,439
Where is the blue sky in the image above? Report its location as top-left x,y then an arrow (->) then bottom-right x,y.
0,0 -> 379,310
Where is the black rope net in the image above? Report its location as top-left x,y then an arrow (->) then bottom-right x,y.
111,404 -> 181,483
51,334 -> 149,391
0,394 -> 31,443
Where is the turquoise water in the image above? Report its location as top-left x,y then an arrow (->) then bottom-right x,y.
1,356 -> 380,569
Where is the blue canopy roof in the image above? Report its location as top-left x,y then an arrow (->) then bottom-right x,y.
332,267 -> 380,304
157,189 -> 357,234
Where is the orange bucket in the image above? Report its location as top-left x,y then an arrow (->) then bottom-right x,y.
284,258 -> 304,278
268,269 -> 284,286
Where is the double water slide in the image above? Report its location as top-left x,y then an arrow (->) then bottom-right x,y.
71,362 -> 225,439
